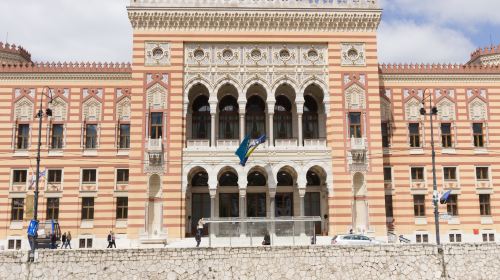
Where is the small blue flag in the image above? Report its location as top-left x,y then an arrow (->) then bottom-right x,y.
235,135 -> 251,166
440,190 -> 452,204
235,134 -> 266,166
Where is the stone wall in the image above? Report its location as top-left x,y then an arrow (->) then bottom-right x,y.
0,244 -> 499,280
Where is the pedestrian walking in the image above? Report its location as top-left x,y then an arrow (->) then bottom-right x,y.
64,231 -> 72,249
50,233 -> 57,249
61,232 -> 67,249
195,219 -> 204,247
107,231 -> 113,248
111,231 -> 117,248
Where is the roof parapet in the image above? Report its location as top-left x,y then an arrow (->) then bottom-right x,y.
0,62 -> 132,73
470,45 -> 500,61
129,0 -> 379,9
0,42 -> 32,63
379,63 -> 500,74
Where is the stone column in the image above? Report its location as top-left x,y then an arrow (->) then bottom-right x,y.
268,187 -> 277,240
239,113 -> 245,141
210,114 -> 216,147
297,113 -> 303,147
267,100 -> 275,148
239,188 -> 247,237
209,187 -> 217,239
298,187 -> 306,236
296,99 -> 304,147
238,100 -> 246,141
209,101 -> 217,148
268,113 -> 274,147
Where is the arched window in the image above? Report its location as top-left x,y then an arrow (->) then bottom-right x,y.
218,96 -> 239,139
245,96 -> 266,139
277,171 -> 294,187
303,95 -> 319,139
219,171 -> 238,187
247,171 -> 266,186
191,171 -> 208,187
192,96 -> 211,139
274,95 -> 292,139
306,170 -> 321,186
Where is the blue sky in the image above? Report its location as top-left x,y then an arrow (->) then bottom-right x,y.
0,0 -> 498,63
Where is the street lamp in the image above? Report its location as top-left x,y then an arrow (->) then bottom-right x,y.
419,89 -> 441,245
30,87 -> 53,258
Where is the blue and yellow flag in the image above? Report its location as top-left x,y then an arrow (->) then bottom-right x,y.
235,134 -> 266,166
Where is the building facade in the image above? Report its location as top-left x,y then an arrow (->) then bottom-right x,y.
0,0 -> 499,249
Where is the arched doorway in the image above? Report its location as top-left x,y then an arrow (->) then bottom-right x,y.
305,166 -> 328,235
276,168 -> 296,217
188,168 -> 210,236
147,174 -> 162,237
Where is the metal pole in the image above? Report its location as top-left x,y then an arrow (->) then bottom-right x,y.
33,91 -> 44,235
428,93 -> 441,245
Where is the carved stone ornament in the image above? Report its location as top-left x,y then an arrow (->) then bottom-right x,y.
14,97 -> 34,121
49,97 -> 68,121
405,98 -> 423,121
116,97 -> 131,121
345,83 -> 366,110
145,42 -> 170,66
83,97 -> 102,121
183,43 -> 329,113
436,98 -> 456,121
147,83 -> 167,110
469,98 -> 487,121
341,43 -> 366,66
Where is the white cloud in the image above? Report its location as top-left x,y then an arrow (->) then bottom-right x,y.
383,0 -> 500,26
378,21 -> 476,64
0,0 -> 132,62
0,0 -> 490,64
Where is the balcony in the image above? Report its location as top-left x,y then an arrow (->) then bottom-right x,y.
148,138 -> 163,152
186,139 -> 210,149
303,138 -> 327,149
350,137 -> 366,150
274,138 -> 297,148
145,152 -> 164,173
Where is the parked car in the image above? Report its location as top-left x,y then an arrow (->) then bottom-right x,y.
331,234 -> 381,245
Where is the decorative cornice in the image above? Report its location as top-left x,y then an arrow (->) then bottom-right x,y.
0,62 -> 132,73
0,73 -> 132,81
127,10 -> 382,32
379,63 -> 500,74
380,74 -> 500,83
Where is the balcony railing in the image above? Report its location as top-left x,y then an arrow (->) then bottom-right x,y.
216,139 -> 239,148
350,137 -> 366,150
303,138 -> 327,148
148,137 -> 163,151
187,139 -> 210,149
274,138 -> 298,148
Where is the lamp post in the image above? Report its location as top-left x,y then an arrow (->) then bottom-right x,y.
31,87 -> 53,256
419,89 -> 440,245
